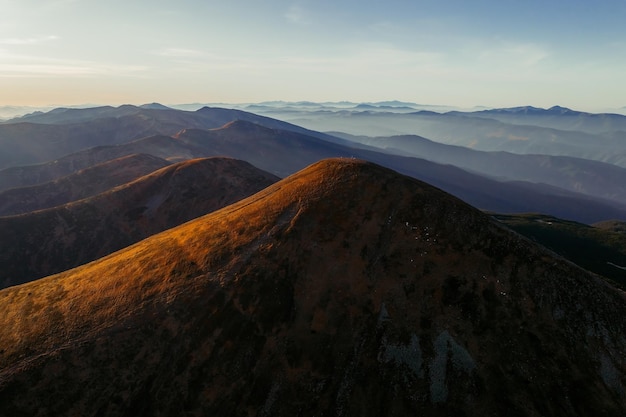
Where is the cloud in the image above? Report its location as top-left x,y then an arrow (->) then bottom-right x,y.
157,41 -> 447,80
271,42 -> 446,78
0,33 -> 148,78
0,63 -> 103,76
154,48 -> 204,58
0,35 -> 59,45
0,50 -> 147,77
478,42 -> 549,68
0,63 -> 147,77
285,2 -> 310,25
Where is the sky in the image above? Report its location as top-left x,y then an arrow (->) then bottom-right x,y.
1,0 -> 625,111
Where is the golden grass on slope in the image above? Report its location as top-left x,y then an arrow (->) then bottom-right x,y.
0,158 -> 367,369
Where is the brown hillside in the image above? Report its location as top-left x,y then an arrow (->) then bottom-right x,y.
0,154 -> 170,216
0,158 -> 623,416
0,157 -> 278,289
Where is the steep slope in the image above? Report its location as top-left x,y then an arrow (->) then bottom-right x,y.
0,157 -> 278,289
0,159 -> 623,416
0,154 -> 170,216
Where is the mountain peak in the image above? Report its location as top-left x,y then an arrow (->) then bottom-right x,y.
139,102 -> 171,110
0,160 -> 624,415
218,118 -> 266,131
547,105 -> 576,114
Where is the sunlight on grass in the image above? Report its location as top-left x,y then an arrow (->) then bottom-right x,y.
0,159 -> 368,367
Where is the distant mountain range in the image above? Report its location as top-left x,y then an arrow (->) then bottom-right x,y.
0,159 -> 623,416
1,105 -> 624,224
0,105 -> 333,169
459,105 -> 626,134
330,131 -> 626,205
256,108 -> 626,167
6,101 -> 623,121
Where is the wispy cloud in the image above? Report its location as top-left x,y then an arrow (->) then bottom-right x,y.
0,63 -> 104,76
285,2 -> 311,25
151,42 -> 447,79
37,0 -> 84,11
154,48 -> 204,58
0,35 -> 59,45
476,41 -> 549,68
0,62 -> 148,77
270,42 -> 446,78
0,50 -> 147,78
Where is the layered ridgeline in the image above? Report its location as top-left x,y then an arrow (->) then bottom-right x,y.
2,106 -> 626,223
174,121 -> 626,224
0,154 -> 171,216
330,131 -> 626,206
0,104 -> 332,170
0,157 -> 278,289
254,105 -> 626,167
0,159 -> 623,416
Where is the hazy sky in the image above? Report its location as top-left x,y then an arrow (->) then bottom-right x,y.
1,0 -> 625,110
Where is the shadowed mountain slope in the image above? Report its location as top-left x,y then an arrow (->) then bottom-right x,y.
0,115 -> 170,169
0,154 -> 170,216
332,132 -> 626,205
0,105 -> 335,169
494,213 -> 626,289
0,157 -> 278,289
0,117 -> 350,191
0,159 -> 623,416
174,121 -> 626,223
174,120 -> 357,177
0,135 -> 199,192
3,118 -> 625,224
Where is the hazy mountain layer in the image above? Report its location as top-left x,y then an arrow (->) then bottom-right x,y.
0,135 -> 203,192
253,108 -> 626,167
0,159 -> 623,416
331,131 -> 626,205
2,117 -> 624,224
2,106 -> 625,224
0,105 -> 334,170
463,105 -> 626,134
173,121 -> 626,224
0,157 -> 278,289
0,154 -> 170,216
